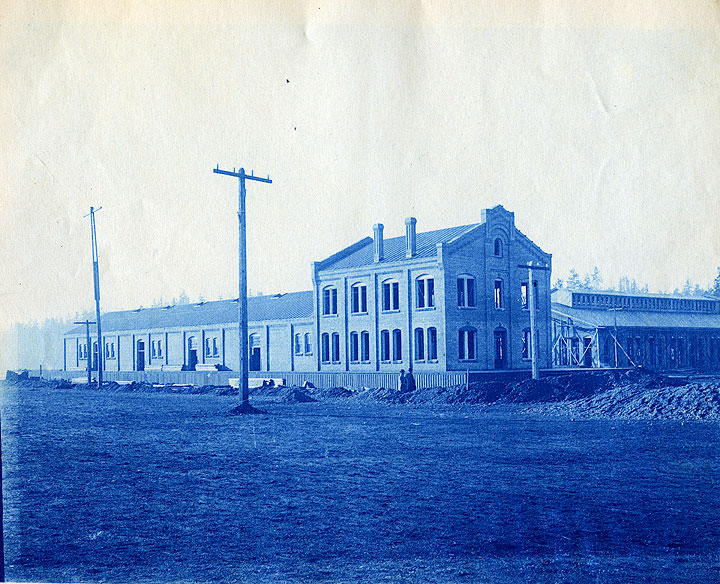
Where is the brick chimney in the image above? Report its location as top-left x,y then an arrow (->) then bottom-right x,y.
405,217 -> 417,258
373,223 -> 384,262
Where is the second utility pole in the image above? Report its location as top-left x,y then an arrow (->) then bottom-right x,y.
213,165 -> 272,407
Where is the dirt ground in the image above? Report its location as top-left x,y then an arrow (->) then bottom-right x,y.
1,375 -> 720,583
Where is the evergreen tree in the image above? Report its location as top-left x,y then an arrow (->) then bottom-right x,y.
711,267 -> 720,297
566,269 -> 581,289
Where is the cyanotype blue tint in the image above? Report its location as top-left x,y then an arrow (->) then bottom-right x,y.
2,383 -> 719,583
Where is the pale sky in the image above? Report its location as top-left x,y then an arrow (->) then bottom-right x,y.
2,1 -> 719,332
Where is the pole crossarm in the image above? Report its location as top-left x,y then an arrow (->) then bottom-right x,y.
214,164 -> 272,407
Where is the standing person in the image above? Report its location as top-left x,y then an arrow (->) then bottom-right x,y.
406,367 -> 416,392
398,369 -> 407,392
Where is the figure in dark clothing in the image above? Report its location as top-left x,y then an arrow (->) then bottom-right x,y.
398,369 -> 408,392
406,368 -> 416,392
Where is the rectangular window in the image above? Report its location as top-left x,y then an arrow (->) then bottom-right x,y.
304,333 -> 312,355
350,332 -> 359,362
321,333 -> 330,363
213,338 -> 219,357
380,330 -> 390,361
521,283 -> 529,310
111,342 -> 116,359
295,333 -> 302,355
467,279 -> 475,307
494,280 -> 503,309
331,332 -> 340,363
157,340 -> 162,358
427,278 -> 435,307
416,279 -> 425,308
392,329 -> 402,362
151,341 -> 156,359
414,328 -> 425,361
361,331 -> 370,362
427,327 -> 438,361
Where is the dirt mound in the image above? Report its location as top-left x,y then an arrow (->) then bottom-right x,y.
279,388 -> 317,403
549,382 -> 720,420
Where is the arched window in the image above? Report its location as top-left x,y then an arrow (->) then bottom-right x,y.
321,333 -> 330,363
361,331 -> 370,362
416,275 -> 435,309
350,331 -> 359,362
331,332 -> 340,363
294,333 -> 303,355
382,279 -> 400,311
380,329 -> 390,362
392,329 -> 402,362
322,285 -> 338,315
459,327 -> 477,360
427,327 -> 438,361
351,283 -> 368,314
304,332 -> 312,355
494,238 -> 503,257
457,274 -> 476,307
414,328 -> 425,361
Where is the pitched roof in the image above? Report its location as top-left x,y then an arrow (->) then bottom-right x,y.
67,291 -> 313,335
557,287 -> 719,301
320,223 -> 481,271
552,303 -> 720,330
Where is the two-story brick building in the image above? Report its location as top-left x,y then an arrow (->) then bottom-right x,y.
64,205 -> 553,376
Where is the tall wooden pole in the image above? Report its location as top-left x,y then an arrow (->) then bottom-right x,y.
213,165 -> 271,406
89,207 -> 103,387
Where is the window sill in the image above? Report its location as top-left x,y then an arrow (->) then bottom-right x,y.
351,311 -> 369,317
322,313 -> 339,318
459,359 -> 478,362
416,306 -> 436,311
381,309 -> 401,314
457,305 -> 477,310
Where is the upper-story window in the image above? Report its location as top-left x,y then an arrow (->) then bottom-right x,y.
416,275 -> 435,309
382,280 -> 400,311
494,279 -> 504,309
457,275 -> 476,308
322,286 -> 338,316
494,238 -> 503,257
521,281 -> 538,310
351,283 -> 368,314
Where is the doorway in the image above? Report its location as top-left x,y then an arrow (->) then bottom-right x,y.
494,329 -> 506,369
187,336 -> 198,371
136,340 -> 145,371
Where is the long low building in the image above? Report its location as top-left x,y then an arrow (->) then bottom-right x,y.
64,205 -> 555,375
551,288 -> 720,370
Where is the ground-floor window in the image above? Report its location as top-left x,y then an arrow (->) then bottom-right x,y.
331,332 -> 340,363
459,328 -> 476,360
522,329 -> 530,359
414,328 -> 425,361
350,331 -> 359,362
427,327 -> 438,361
392,329 -> 402,362
380,329 -> 390,362
361,331 -> 370,362
321,333 -> 330,363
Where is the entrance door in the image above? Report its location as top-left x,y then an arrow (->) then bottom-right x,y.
583,337 -> 593,367
188,337 -> 197,371
137,340 -> 145,371
494,329 -> 506,369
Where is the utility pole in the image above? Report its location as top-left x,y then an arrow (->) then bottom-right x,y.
213,165 -> 271,407
74,319 -> 96,384
84,206 -> 103,387
608,307 -> 622,368
519,262 -> 551,380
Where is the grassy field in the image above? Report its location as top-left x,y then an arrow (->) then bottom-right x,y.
2,383 -> 719,583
